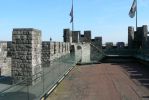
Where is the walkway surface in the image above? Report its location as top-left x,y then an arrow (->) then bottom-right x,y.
47,63 -> 149,100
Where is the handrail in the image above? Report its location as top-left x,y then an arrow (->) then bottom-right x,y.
0,53 -> 76,94
90,43 -> 105,55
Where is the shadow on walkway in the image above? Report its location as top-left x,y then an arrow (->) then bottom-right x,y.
112,62 -> 149,98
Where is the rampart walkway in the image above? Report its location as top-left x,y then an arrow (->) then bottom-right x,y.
47,63 -> 149,100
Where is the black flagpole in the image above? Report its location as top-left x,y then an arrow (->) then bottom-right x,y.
136,0 -> 138,31
72,0 -> 74,31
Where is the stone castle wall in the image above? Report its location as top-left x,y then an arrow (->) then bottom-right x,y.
11,28 -> 42,85
42,42 -> 70,64
84,31 -> 91,43
91,37 -> 102,61
128,25 -> 149,49
0,41 -> 11,76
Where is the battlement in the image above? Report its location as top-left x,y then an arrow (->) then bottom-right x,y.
128,25 -> 149,49
1,25 -> 149,85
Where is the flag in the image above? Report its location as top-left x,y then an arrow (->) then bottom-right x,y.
129,0 -> 137,18
70,4 -> 73,23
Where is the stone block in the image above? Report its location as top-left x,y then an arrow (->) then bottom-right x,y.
142,25 -> 148,49
63,29 -> 72,42
72,31 -> 80,43
12,28 -> 42,85
128,26 -> 134,49
62,42 -> 66,55
84,31 -> 91,42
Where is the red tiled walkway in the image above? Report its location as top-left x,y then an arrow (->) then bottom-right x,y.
47,63 -> 149,100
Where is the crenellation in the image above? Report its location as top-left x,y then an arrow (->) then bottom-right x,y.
90,37 -> 102,61
62,42 -> 66,55
84,31 -> 91,42
129,25 -> 149,49
59,42 -> 63,53
72,31 -> 80,43
12,28 -> 42,85
4,25 -> 149,87
0,41 -> 11,76
63,29 -> 72,42
142,25 -> 148,49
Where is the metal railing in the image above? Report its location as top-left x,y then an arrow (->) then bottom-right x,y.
0,53 -> 77,100
102,48 -> 149,61
134,49 -> 149,61
103,48 -> 136,56
90,43 -> 105,62
1,47 -> 149,100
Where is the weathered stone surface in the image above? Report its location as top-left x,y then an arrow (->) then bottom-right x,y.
63,43 -> 66,53
59,42 -> 63,53
0,57 -> 11,76
54,42 -> 60,58
42,41 -> 51,63
132,25 -> 149,49
0,41 -> 11,76
72,31 -> 80,43
72,43 -> 90,63
63,29 -> 72,43
91,37 -> 102,61
80,35 -> 84,43
128,26 -> 134,49
67,43 -> 70,53
81,43 -> 90,63
41,41 -> 70,64
50,42 -> 55,61
134,27 -> 142,49
142,25 -> 148,49
0,41 -> 7,57
12,28 -> 42,85
66,43 -> 70,53
84,31 -> 91,42
94,37 -> 102,49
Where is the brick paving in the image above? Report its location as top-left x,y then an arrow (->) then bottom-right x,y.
47,63 -> 149,100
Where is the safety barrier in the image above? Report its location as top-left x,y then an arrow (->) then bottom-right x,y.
0,53 -> 77,100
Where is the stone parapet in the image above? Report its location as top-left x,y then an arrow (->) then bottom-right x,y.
128,26 -> 134,49
0,41 -> 11,76
12,28 -> 42,85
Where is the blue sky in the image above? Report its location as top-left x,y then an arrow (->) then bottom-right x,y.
0,0 -> 149,44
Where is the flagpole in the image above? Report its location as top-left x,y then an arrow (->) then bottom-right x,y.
72,0 -> 74,31
136,0 -> 138,31
72,17 -> 74,32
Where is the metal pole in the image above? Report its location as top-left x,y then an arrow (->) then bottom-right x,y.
72,0 -> 74,31
136,0 -> 138,31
